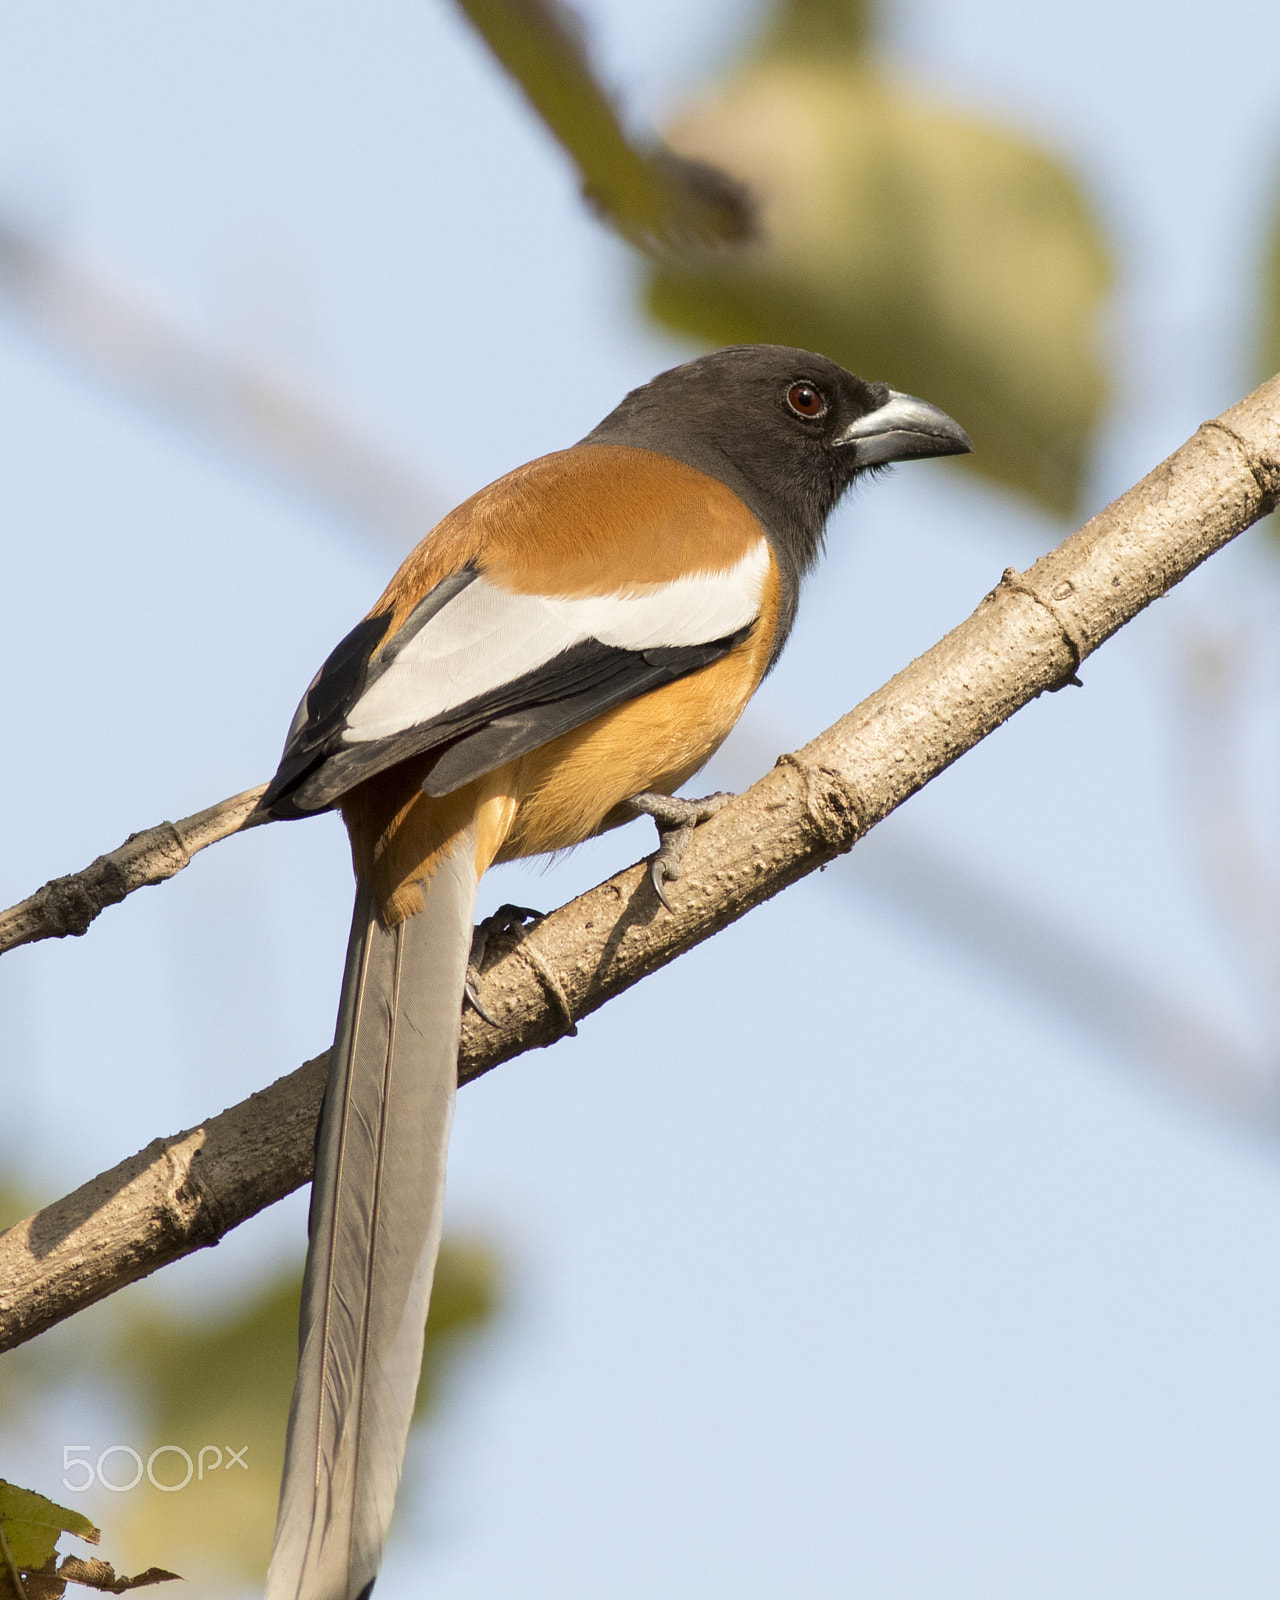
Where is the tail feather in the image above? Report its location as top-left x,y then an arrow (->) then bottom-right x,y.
267,833 -> 479,1600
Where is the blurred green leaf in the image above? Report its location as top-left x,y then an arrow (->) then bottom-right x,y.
0,1480 -> 98,1573
646,1 -> 1112,514
1263,185 -> 1280,382
109,1239 -> 500,1587
452,0 -> 754,251
414,1237 -> 501,1420
0,1185 -> 25,1231
761,0 -> 871,55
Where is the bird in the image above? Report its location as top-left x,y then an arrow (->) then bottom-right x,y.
257,343 -> 971,1600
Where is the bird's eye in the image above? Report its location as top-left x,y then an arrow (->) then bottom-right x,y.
786,382 -> 825,418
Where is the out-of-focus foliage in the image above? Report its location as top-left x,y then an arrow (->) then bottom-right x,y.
1258,167 -> 1279,532
1,1168 -> 497,1591
0,1481 -> 175,1599
1263,186 -> 1280,381
110,1240 -> 499,1589
454,0 -> 754,251
645,0 -> 1112,514
21,1557 -> 180,1599
0,1480 -> 97,1573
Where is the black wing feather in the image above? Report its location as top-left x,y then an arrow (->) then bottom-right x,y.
419,631 -> 741,797
261,571 -> 478,817
266,619 -> 750,818
261,612 -> 391,813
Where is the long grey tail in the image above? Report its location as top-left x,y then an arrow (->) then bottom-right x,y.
266,833 -> 478,1600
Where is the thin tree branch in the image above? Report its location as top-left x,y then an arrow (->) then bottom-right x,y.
452,0 -> 754,252
729,721 -> 1279,1133
1175,630 -> 1280,1043
0,788 -> 266,957
848,823 -> 1280,1129
1,376 -> 1277,1353
0,215 -> 446,554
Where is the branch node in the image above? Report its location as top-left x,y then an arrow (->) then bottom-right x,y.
1200,419 -> 1280,513
149,820 -> 195,871
35,858 -> 130,938
775,754 -> 868,853
158,1136 -> 225,1250
997,566 -> 1086,687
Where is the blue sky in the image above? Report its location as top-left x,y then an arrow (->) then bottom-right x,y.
2,1 -> 1280,1595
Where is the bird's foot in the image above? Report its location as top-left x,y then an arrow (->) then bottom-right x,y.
624,790 -> 734,912
465,903 -> 544,1024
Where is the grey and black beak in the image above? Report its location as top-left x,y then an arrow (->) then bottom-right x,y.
837,390 -> 973,467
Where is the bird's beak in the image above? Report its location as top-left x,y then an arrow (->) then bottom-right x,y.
836,390 -> 973,466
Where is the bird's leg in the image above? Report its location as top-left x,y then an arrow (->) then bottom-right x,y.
625,790 -> 734,912
465,903 -> 544,1024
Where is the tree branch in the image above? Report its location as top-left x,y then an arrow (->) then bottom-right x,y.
848,824 -> 1280,1129
452,0 -> 754,253
0,215 -> 447,555
0,787 -> 266,957
2,377 -> 1277,1353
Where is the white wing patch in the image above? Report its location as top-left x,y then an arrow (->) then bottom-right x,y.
341,541 -> 769,744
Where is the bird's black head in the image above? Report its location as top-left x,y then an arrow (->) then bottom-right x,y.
582,344 -> 972,579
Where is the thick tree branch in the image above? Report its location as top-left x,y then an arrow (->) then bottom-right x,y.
1,377 -> 1277,1353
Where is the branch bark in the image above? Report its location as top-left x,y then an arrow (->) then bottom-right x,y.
2,378 -> 1277,1354
0,787 -> 266,956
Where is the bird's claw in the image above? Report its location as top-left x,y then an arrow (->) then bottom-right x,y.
465,903 -> 545,1024
463,971 -> 498,1026
649,846 -> 681,914
625,790 -> 734,912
